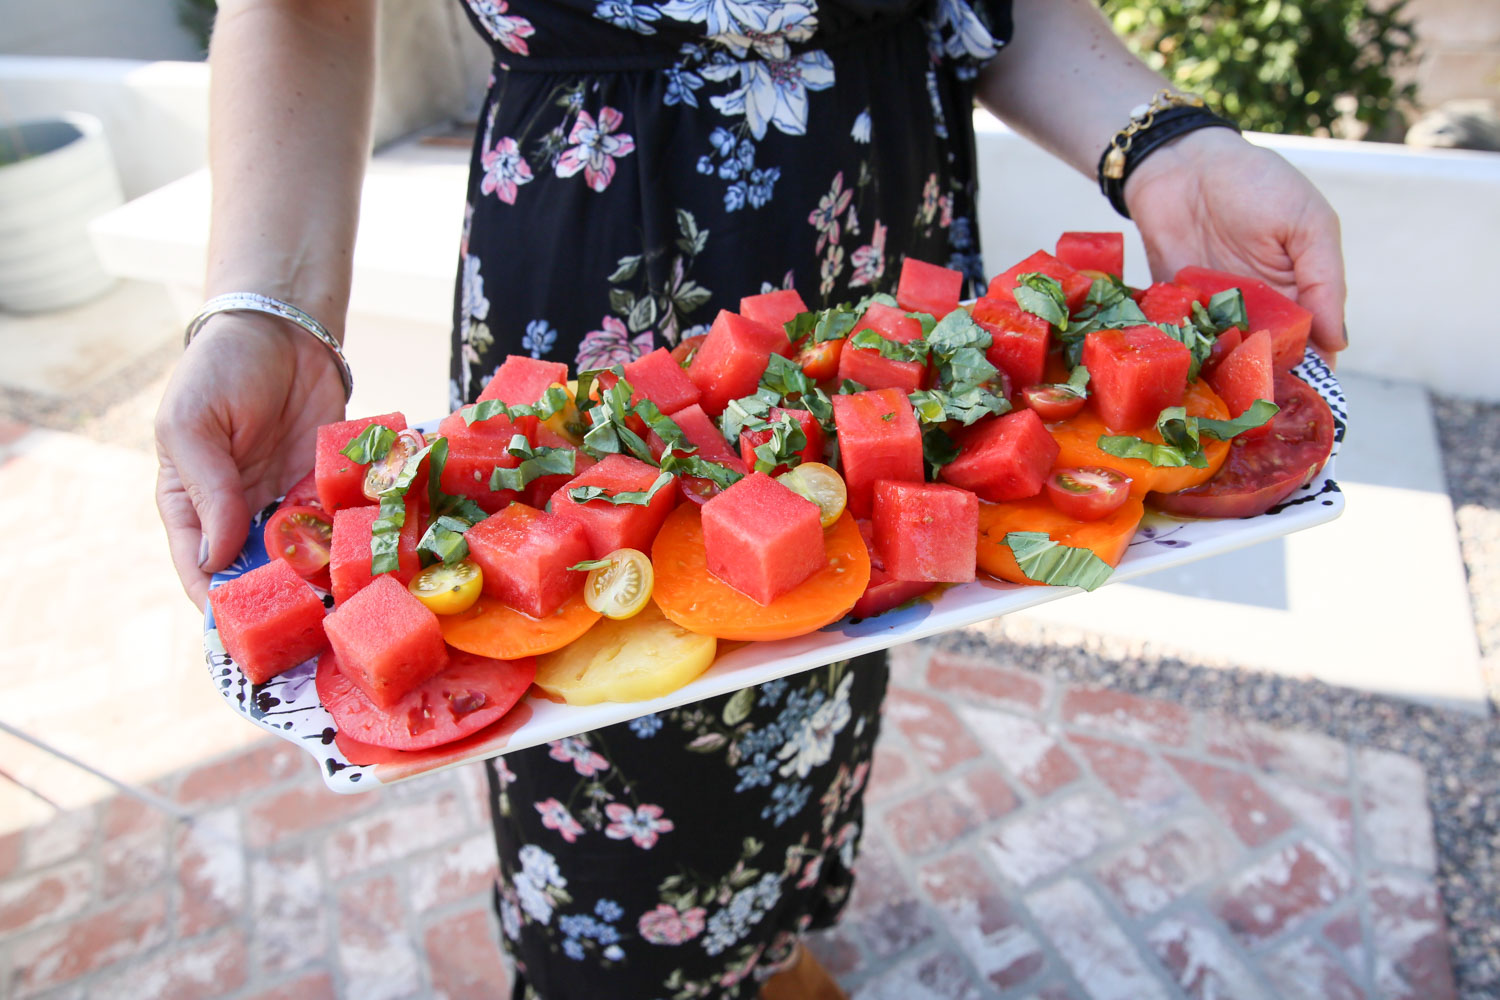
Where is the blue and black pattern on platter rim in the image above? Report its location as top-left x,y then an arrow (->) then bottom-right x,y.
203,355 -> 1347,792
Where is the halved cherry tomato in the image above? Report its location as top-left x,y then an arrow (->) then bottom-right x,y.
583,548 -> 654,620
795,338 -> 844,381
1023,384 -> 1087,421
264,504 -> 334,578
363,429 -> 427,500
776,462 -> 847,528
678,475 -> 723,506
1045,467 -> 1133,521
670,334 -> 708,368
282,469 -> 322,509
408,559 -> 484,615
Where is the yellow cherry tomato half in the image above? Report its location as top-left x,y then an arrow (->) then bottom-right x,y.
584,548 -> 654,620
408,559 -> 484,615
363,428 -> 427,500
776,462 -> 847,528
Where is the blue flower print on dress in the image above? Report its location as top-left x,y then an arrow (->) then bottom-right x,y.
629,713 -> 663,737
734,751 -> 776,792
762,781 -> 811,827
593,1 -> 662,34
700,872 -> 784,955
523,319 -> 558,358
664,61 -> 706,107
757,677 -> 789,707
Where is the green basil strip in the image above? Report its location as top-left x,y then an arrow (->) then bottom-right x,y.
1096,433 -> 1200,469
1204,288 -> 1248,332
568,558 -> 613,572
488,435 -> 578,492
1195,399 -> 1279,440
369,440 -> 437,575
461,385 -> 570,427
340,424 -> 396,464
1067,365 -> 1091,390
760,354 -> 816,399
1004,531 -> 1114,592
1153,322 -> 1216,381
1013,273 -> 1069,330
416,514 -> 474,566
908,385 -> 1011,426
719,390 -> 777,445
659,444 -> 745,490
566,469 -> 675,507
838,378 -> 868,394
925,308 -> 991,357
848,328 -> 930,365
922,425 -> 960,477
750,412 -> 808,474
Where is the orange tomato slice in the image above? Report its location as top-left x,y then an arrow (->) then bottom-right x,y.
976,494 -> 1145,586
439,591 -> 601,659
1047,379 -> 1232,497
651,504 -> 871,641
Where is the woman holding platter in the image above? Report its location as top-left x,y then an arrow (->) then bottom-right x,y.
155,0 -> 1347,996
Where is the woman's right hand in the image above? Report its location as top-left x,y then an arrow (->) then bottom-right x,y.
155,314 -> 346,607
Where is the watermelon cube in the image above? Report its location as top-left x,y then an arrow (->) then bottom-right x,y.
314,412 -> 407,513
687,310 -> 792,416
465,502 -> 592,617
208,558 -> 329,685
986,250 -> 1092,313
1207,328 -> 1275,431
970,297 -> 1051,391
647,403 -> 746,473
831,389 -> 924,518
322,574 -> 448,708
438,410 -> 522,515
615,348 -> 701,415
896,257 -> 964,319
701,472 -> 825,605
872,480 -> 978,583
739,407 -> 824,475
939,408 -> 1059,502
328,497 -> 423,605
1137,281 -> 1201,326
550,453 -> 679,558
476,356 -> 569,437
1081,325 -> 1191,432
1055,231 -> 1124,278
837,301 -> 927,393
739,289 -> 808,336
1175,266 -> 1313,370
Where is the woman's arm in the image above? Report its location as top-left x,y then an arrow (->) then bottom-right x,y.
975,0 -> 1346,356
155,0 -> 377,606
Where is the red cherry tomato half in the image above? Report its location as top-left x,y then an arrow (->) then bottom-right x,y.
1023,384 -> 1088,422
282,469 -> 321,509
677,474 -> 723,506
670,334 -> 708,368
264,504 -> 335,577
795,338 -> 844,381
1045,467 -> 1134,521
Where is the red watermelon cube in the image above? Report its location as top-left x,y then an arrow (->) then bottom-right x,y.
702,472 -> 825,605
549,453 -> 678,558
465,502 -> 592,617
314,412 -> 408,513
1055,232 -> 1124,277
739,289 -> 808,336
437,410 -> 522,515
328,497 -> 423,605
477,356 -> 569,438
939,408 -> 1059,502
687,310 -> 792,416
1082,325 -> 1192,432
970,297 -> 1051,391
896,257 -> 964,318
1207,328 -> 1275,433
872,481 -> 978,583
1137,281 -> 1201,326
739,407 -> 824,475
647,403 -> 746,472
1175,266 -> 1313,370
208,558 -> 329,685
837,301 -> 927,393
616,348 -> 701,415
322,574 -> 448,708
831,388 -> 924,518
986,250 -> 1092,312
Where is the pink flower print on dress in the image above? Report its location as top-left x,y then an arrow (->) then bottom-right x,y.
555,107 -> 636,193
480,136 -> 534,204
807,171 -> 853,254
576,316 -> 654,371
848,219 -> 887,288
467,0 -> 536,56
637,902 -> 707,945
603,802 -> 674,849
548,737 -> 610,777
535,798 -> 585,843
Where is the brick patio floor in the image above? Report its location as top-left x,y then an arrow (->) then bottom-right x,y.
0,642 -> 1456,1000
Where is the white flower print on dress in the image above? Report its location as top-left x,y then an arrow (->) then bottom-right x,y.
848,219 -> 887,288
777,672 -> 853,778
461,254 -> 491,322
594,1 -> 662,34
480,136 -> 534,204
603,802 -> 675,848
659,0 -> 818,60
515,844 -> 568,924
577,316 -> 654,370
465,0 -> 536,55
555,107 -> 636,193
928,0 -> 998,63
703,51 -> 835,140
851,108 -> 872,144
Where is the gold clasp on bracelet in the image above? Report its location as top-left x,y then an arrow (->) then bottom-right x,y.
1102,89 -> 1207,180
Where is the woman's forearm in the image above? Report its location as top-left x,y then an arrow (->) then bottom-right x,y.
976,0 -> 1172,178
205,0 -> 377,340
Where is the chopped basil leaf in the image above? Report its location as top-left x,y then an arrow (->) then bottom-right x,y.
908,386 -> 1010,426
488,435 -> 578,492
416,514 -> 475,566
839,379 -> 868,394
760,354 -> 816,399
369,438 -> 438,575
1204,288 -> 1248,332
567,470 -> 675,506
925,309 -> 991,357
340,424 -> 396,464
922,425 -> 960,477
658,443 -> 745,489
1196,399 -> 1280,440
879,412 -> 894,422
461,385 -> 570,427
1096,399 -> 1279,469
1013,273 -> 1069,330
1003,531 -> 1114,592
568,558 -> 613,572
750,412 -> 808,474
1067,365 -> 1091,390
1062,279 -> 1149,366
1153,322 -> 1217,381
719,390 -> 778,446
848,328 -> 929,364
1096,433 -> 1201,468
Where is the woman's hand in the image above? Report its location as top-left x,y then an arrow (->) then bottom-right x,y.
155,315 -> 345,607
1125,127 -> 1348,358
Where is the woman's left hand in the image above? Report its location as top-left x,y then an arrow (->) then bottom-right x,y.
1125,127 -> 1347,359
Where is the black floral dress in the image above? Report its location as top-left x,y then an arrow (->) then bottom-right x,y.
449,2 -> 1012,996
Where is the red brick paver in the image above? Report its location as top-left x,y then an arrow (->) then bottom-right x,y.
0,640 -> 1459,999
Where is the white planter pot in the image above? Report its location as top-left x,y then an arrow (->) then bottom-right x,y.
0,112 -> 124,313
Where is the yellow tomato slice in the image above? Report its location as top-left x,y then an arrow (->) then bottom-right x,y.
776,462 -> 847,527
533,602 -> 717,705
408,559 -> 483,615
583,548 -> 654,620
540,380 -> 586,445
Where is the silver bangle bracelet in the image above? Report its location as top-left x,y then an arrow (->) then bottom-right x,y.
183,292 -> 354,402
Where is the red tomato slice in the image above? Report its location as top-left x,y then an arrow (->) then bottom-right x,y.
1023,384 -> 1087,421
1149,371 -> 1335,519
795,338 -> 844,381
264,504 -> 334,577
283,469 -> 321,509
315,648 -> 535,752
1045,467 -> 1134,521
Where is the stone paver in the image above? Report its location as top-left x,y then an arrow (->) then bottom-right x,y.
0,642 -> 1459,999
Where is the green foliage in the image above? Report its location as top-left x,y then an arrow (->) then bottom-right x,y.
1100,0 -> 1419,137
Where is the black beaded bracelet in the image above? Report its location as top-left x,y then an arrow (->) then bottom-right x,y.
1097,102 -> 1241,220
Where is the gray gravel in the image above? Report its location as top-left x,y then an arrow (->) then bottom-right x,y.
5,351 -> 1497,998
